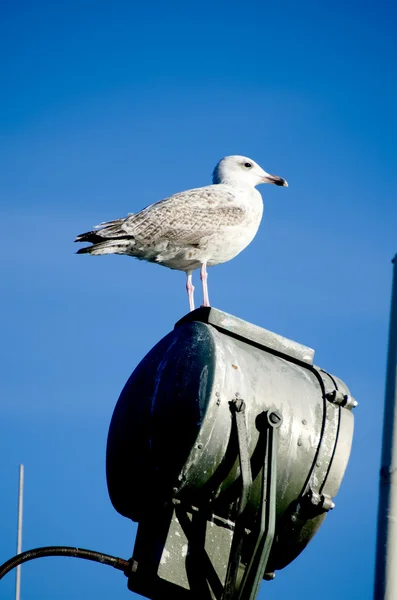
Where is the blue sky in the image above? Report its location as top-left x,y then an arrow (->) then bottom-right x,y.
1,0 -> 396,598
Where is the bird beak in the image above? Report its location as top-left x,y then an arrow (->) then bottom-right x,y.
262,173 -> 288,187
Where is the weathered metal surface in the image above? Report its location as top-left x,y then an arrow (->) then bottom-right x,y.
156,509 -> 234,593
176,307 -> 315,365
106,307 -> 355,598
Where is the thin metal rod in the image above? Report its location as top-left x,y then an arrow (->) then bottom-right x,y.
223,400 -> 253,600
374,255 -> 397,599
15,464 -> 24,600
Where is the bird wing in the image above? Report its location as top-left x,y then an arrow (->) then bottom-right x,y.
92,185 -> 247,247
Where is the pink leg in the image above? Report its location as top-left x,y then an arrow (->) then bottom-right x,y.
200,262 -> 210,307
186,272 -> 195,312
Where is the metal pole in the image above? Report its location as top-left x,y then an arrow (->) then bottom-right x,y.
374,255 -> 397,599
15,464 -> 24,600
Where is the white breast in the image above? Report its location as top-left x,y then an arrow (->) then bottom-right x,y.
204,187 -> 263,266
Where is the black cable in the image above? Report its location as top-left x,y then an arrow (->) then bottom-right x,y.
0,546 -> 132,580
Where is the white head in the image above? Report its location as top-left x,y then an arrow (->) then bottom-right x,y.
212,155 -> 288,188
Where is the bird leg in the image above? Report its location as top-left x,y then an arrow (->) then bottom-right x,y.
200,262 -> 210,307
186,272 -> 195,312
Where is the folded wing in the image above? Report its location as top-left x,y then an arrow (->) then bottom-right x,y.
75,185 -> 246,255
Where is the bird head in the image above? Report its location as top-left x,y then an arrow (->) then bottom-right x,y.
212,155 -> 288,188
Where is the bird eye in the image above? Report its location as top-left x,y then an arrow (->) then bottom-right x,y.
244,162 -> 252,168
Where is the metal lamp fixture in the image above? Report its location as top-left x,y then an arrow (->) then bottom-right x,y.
106,307 -> 356,600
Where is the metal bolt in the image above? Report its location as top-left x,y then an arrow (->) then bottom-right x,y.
297,438 -> 302,446
264,572 -> 275,581
197,443 -> 203,449
215,392 -> 220,397
302,419 -> 307,425
269,411 -> 282,425
291,514 -> 297,522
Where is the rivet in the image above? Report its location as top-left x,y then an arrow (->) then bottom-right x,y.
302,419 -> 307,425
215,392 -> 220,397
297,439 -> 302,446
197,443 -> 203,449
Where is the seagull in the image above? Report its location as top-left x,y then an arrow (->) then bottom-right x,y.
75,155 -> 287,310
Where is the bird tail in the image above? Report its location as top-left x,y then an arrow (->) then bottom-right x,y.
76,239 -> 132,255
75,217 -> 135,255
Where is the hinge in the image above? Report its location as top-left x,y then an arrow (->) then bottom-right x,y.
325,390 -> 358,410
308,489 -> 335,512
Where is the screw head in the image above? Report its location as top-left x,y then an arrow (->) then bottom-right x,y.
269,411 -> 282,426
